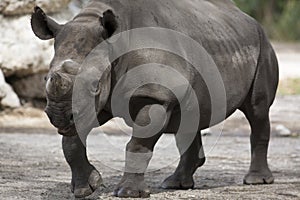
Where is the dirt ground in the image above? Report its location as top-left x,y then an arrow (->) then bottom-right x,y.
0,95 -> 299,200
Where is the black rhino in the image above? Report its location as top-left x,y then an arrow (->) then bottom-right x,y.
31,0 -> 278,198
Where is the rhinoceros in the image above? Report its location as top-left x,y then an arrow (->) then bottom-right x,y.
31,0 -> 278,198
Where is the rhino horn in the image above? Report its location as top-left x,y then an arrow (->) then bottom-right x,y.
46,72 -> 72,97
61,60 -> 80,75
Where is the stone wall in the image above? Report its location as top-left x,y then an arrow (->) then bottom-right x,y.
0,0 -> 71,16
0,0 -> 86,109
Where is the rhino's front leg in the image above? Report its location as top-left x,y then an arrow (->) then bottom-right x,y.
62,135 -> 102,198
114,104 -> 170,198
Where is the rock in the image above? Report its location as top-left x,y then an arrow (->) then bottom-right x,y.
11,73 -> 47,99
275,124 -> 292,137
0,0 -> 88,104
202,128 -> 212,136
0,14 -> 53,77
0,0 -> 71,16
0,4 -> 77,78
0,70 -> 21,109
0,0 -> 85,78
69,0 -> 89,13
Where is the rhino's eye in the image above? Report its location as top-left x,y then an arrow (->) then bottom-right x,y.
90,80 -> 101,96
91,80 -> 98,89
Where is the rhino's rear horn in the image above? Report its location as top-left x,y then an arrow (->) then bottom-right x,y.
61,60 -> 80,75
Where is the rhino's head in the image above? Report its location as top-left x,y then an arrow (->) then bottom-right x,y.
31,6 -> 118,136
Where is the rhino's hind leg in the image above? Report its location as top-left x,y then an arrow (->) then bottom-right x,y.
240,28 -> 278,185
62,135 -> 103,198
161,131 -> 205,189
240,105 -> 274,185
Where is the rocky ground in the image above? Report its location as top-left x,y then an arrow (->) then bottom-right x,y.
0,126 -> 299,200
0,95 -> 299,200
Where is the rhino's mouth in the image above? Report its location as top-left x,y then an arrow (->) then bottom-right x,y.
57,123 -> 76,136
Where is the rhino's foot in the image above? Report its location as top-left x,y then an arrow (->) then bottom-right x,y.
71,169 -> 103,198
243,170 -> 274,185
113,173 -> 150,198
161,173 -> 194,189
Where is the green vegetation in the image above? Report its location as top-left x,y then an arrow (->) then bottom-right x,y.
234,0 -> 300,41
278,78 -> 300,95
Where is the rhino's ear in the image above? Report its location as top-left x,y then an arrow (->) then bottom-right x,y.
31,6 -> 62,40
100,10 -> 118,38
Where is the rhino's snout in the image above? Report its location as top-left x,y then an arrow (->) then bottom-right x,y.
46,72 -> 72,97
46,60 -> 80,97
45,106 -> 77,136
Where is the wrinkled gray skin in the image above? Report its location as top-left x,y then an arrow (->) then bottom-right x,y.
31,0 -> 278,198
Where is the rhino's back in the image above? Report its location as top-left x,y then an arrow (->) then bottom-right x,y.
108,0 -> 260,54
100,0 -> 261,73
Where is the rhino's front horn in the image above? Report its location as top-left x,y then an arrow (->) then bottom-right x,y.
46,72 -> 72,97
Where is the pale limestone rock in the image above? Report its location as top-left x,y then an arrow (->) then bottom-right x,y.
275,124 -> 292,137
0,70 -> 21,108
0,15 -> 53,77
11,72 -> 47,99
0,0 -> 85,101
0,0 -> 71,16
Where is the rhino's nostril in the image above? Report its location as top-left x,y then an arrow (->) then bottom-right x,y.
69,114 -> 74,124
73,110 -> 79,117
